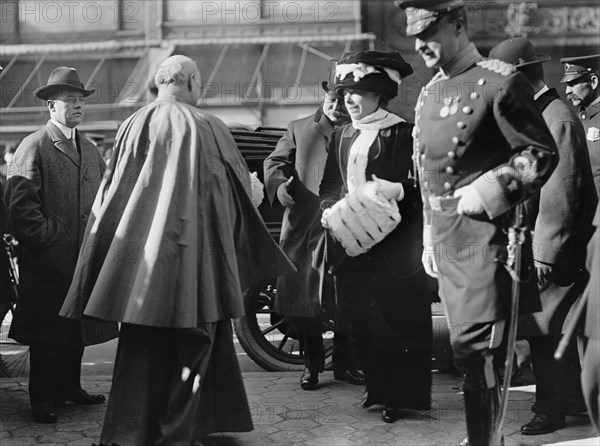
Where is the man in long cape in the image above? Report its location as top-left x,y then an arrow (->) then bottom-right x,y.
60,55 -> 294,445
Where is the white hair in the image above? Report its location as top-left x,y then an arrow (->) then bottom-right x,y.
154,55 -> 200,87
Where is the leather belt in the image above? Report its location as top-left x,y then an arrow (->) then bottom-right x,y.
428,195 -> 460,212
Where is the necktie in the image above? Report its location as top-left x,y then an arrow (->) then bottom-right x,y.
69,132 -> 81,163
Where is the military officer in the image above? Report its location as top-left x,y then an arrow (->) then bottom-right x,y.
560,54 -> 600,195
395,1 -> 558,445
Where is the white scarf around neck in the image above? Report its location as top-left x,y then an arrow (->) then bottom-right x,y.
347,108 -> 404,193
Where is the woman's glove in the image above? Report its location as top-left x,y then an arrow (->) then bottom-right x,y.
372,175 -> 404,201
250,171 -> 264,207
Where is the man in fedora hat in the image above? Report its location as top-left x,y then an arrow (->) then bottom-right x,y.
396,1 -> 558,444
264,79 -> 365,391
4,66 -> 111,423
491,37 -> 597,435
560,54 -> 600,195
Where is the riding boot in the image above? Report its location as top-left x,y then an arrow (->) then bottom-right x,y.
463,387 -> 501,446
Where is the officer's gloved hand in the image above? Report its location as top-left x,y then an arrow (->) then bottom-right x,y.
277,177 -> 295,208
422,224 -> 438,278
372,175 -> 404,201
454,185 -> 485,215
250,171 -> 264,207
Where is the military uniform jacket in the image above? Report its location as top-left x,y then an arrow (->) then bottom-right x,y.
263,111 -> 335,317
414,44 -> 557,324
518,88 -> 598,337
579,97 -> 600,196
5,121 -> 107,345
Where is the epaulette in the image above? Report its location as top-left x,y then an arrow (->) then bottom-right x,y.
476,58 -> 515,76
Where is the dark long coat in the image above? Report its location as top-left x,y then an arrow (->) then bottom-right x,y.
4,121 -> 111,345
320,120 -> 432,409
264,111 -> 335,317
519,88 -> 598,337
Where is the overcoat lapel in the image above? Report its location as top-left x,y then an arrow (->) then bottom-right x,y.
46,120 -> 81,167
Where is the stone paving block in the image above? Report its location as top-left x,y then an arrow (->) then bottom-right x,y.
244,386 -> 270,395
347,430 -> 400,445
10,423 -> 56,437
273,418 -> 320,431
0,437 -> 39,446
290,392 -> 332,403
305,435 -> 358,446
425,428 -> 466,445
82,425 -> 103,439
260,390 -> 299,399
37,431 -> 87,444
270,428 -> 317,443
54,420 -> 99,432
312,424 -> 356,437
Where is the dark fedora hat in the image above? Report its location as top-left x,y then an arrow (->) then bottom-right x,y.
34,67 -> 95,100
489,37 -> 550,69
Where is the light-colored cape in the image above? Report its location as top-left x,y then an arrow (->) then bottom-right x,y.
61,96 -> 293,333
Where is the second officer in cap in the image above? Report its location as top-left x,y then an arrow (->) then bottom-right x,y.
560,54 -> 600,195
396,1 -> 558,444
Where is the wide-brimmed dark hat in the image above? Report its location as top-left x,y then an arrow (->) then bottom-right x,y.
333,51 -> 413,99
395,0 -> 465,36
559,54 -> 600,84
34,67 -> 95,100
489,37 -> 551,69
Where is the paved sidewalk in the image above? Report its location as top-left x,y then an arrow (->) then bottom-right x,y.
1,372 -> 598,446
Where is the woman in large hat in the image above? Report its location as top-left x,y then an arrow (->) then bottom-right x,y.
320,50 -> 432,422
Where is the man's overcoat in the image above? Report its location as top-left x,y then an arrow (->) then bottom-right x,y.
264,111 -> 334,317
5,121 -> 110,345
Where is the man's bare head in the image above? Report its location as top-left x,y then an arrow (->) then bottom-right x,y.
154,55 -> 202,105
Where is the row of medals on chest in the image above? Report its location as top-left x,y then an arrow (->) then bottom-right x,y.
439,95 -> 470,118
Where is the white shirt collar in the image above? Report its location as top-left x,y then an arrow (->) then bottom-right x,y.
51,119 -> 76,140
534,84 -> 550,101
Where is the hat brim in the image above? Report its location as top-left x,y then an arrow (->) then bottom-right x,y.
514,53 -> 551,68
34,84 -> 95,100
560,72 -> 588,84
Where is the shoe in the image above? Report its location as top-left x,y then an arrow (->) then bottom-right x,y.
57,389 -> 106,405
382,405 -> 402,423
333,369 -> 366,385
300,368 -> 319,390
520,413 -> 565,435
32,402 -> 58,424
